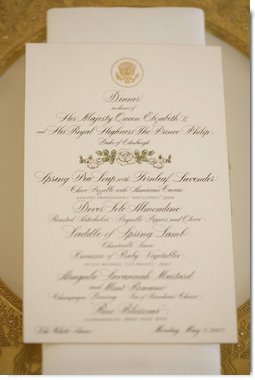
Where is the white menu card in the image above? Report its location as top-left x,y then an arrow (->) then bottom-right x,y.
44,8 -> 220,375
24,43 -> 237,344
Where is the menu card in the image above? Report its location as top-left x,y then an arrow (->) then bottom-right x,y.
44,9 -> 221,375
24,43 -> 237,343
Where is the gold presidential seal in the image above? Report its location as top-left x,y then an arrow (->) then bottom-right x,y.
111,58 -> 143,87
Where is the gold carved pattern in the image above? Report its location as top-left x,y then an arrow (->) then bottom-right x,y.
0,280 -> 41,374
0,279 -> 250,375
0,0 -> 250,375
0,0 -> 250,76
0,280 -> 22,345
221,300 -> 250,375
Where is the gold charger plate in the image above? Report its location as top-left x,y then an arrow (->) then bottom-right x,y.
0,0 -> 250,375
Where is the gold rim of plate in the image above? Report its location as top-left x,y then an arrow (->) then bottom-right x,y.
0,0 -> 250,375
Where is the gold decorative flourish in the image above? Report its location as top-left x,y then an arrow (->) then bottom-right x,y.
0,0 -> 250,76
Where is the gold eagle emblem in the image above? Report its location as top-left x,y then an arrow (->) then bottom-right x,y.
115,61 -> 139,85
111,58 -> 143,87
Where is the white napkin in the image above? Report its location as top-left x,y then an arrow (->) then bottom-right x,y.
43,343 -> 220,375
43,7 -> 220,375
47,7 -> 205,45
